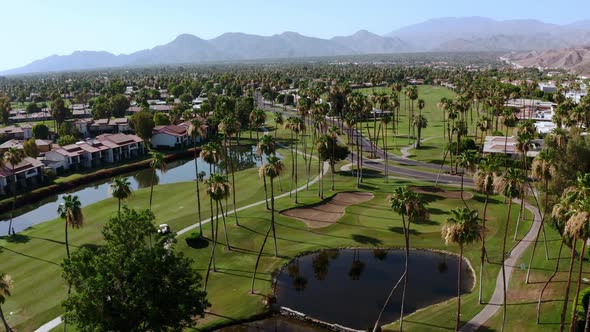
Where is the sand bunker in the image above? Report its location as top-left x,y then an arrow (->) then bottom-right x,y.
409,186 -> 473,200
281,192 -> 374,228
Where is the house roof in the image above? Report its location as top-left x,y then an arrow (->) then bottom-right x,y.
0,157 -> 43,178
0,139 -> 23,150
153,123 -> 188,137
0,126 -> 24,135
95,133 -> 143,147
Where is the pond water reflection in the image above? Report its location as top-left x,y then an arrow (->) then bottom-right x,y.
1,145 -> 278,234
275,248 -> 473,330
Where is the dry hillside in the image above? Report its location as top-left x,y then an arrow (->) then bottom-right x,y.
507,46 -> 590,75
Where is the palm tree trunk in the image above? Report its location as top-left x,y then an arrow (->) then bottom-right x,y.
457,244 -> 464,331
251,225 -> 272,294
289,131 -> 294,197
8,171 -> 17,235
460,172 -> 468,208
526,197 -> 548,284
193,144 -> 203,236
0,305 -> 12,332
538,239 -> 564,323
230,144 -> 239,226
270,178 -> 278,257
560,238 -> 578,332
263,173 -> 269,209
204,202 -> 220,290
400,213 -> 409,331
294,134 -> 299,204
118,198 -> 121,216
149,171 -> 155,210
218,201 -> 231,251
384,121 -> 388,182
479,192 -> 489,304
501,199 -> 514,332
65,222 -> 70,259
570,240 -> 587,330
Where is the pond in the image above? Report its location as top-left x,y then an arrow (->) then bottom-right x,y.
0,146 -> 277,234
274,248 -> 473,330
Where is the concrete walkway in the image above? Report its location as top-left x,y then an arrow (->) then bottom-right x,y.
460,198 -> 542,331
35,149 -> 329,332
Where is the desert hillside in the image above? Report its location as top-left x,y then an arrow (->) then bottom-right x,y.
507,46 -> 590,75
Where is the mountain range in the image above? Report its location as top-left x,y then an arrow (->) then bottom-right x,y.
506,47 -> 590,75
4,16 -> 590,75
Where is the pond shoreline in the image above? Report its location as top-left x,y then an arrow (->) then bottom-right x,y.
0,147 -> 200,214
210,246 -> 475,332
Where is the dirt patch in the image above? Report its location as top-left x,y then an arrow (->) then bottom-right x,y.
281,192 -> 374,228
409,186 -> 473,200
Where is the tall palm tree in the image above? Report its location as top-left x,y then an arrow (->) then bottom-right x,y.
389,186 -> 428,331
442,208 -> 482,331
327,125 -> 340,191
494,168 -> 523,332
473,156 -> 500,303
273,112 -> 284,138
148,150 -> 167,210
0,273 -> 13,332
249,108 -> 267,141
219,116 -> 241,226
201,143 -> 223,240
251,157 -> 285,291
526,148 -> 556,283
565,209 -> 590,330
257,134 -> 277,209
188,118 -> 206,236
284,116 -> 306,203
57,195 -> 84,259
109,176 -> 132,214
381,114 -> 392,182
203,173 -> 232,290
4,147 -> 24,235
412,114 -> 428,149
458,150 -> 477,208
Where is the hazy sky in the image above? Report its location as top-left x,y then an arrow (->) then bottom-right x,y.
1,0 -> 589,71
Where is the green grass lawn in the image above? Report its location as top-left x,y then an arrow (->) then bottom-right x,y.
0,119 -> 573,332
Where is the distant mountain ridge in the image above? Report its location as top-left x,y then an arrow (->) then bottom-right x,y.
4,16 -> 590,75
506,47 -> 590,75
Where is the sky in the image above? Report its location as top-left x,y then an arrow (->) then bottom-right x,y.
1,0 -> 589,71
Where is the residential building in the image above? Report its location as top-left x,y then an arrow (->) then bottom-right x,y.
0,139 -> 53,153
151,122 -> 191,148
483,136 -> 543,158
0,125 -> 32,140
0,157 -> 44,195
43,133 -> 144,171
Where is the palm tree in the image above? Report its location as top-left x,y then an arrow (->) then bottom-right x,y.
0,273 -> 13,332
458,150 -> 477,208
389,186 -> 428,331
219,116 -> 241,226
188,119 -> 206,236
251,156 -> 285,292
526,148 -> 556,283
412,114 -> 428,148
442,208 -> 482,331
4,147 -> 24,235
565,209 -> 590,330
109,176 -> 132,214
204,173 -> 232,290
57,195 -> 84,259
284,116 -> 306,203
473,156 -> 500,304
249,108 -> 267,141
494,167 -> 523,332
148,150 -> 167,210
201,143 -> 223,240
257,134 -> 277,209
381,114 -> 392,182
273,112 -> 284,138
